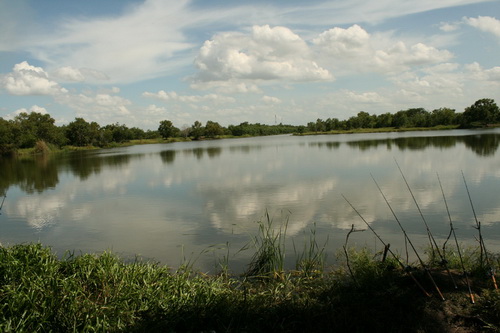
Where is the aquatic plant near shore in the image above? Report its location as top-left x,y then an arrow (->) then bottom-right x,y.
244,211 -> 288,278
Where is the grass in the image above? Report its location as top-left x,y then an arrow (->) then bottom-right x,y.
296,125 -> 460,136
1,224 -> 500,332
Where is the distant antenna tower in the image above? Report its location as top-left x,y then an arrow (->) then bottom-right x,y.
275,114 -> 277,125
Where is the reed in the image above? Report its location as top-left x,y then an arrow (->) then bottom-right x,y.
1,179 -> 500,331
244,211 -> 288,278
294,222 -> 329,277
0,239 -> 498,332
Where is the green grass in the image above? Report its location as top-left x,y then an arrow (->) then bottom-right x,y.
296,125 -> 460,136
1,232 -> 499,332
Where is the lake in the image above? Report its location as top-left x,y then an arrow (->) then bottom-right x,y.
1,128 -> 500,273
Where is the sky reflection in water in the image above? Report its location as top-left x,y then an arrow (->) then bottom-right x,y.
1,129 -> 499,272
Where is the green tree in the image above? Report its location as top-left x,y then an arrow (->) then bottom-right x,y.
324,118 -> 340,131
0,118 -> 15,154
158,120 -> 180,139
190,121 -> 204,140
392,110 -> 409,128
104,123 -> 133,143
430,108 -> 456,126
461,98 -> 500,127
66,118 -> 95,146
375,113 -> 393,128
12,112 -> 63,148
204,120 -> 224,138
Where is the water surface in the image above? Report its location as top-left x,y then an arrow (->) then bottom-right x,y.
1,128 -> 499,272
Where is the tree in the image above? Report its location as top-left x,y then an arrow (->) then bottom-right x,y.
0,118 -> 15,154
375,113 -> 393,128
190,121 -> 204,139
104,123 -> 133,143
66,118 -> 94,146
204,120 -> 224,138
12,112 -> 64,148
430,108 -> 456,126
158,120 -> 180,139
461,98 -> 500,127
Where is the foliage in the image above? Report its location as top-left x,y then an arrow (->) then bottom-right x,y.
204,120 -> 224,138
1,243 -> 498,332
65,118 -> 100,147
11,112 -> 65,148
245,212 -> 288,278
158,120 -> 179,139
461,98 -> 500,127
190,120 -> 205,140
0,98 -> 498,154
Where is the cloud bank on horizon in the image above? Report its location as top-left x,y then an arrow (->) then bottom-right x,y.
0,0 -> 499,129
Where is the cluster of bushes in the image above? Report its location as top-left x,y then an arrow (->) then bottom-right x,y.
1,98 -> 498,154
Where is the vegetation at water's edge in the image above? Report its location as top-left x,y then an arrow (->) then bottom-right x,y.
1,98 -> 499,155
1,230 -> 499,332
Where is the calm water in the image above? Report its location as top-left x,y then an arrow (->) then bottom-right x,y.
1,129 -> 500,272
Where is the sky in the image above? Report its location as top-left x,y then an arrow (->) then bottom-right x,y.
1,0 -> 499,130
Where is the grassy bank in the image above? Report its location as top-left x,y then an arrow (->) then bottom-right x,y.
12,137 -> 190,156
295,125 -> 461,136
1,239 -> 499,332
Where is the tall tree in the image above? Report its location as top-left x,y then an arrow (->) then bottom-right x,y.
158,120 -> 180,139
462,98 -> 500,126
204,120 -> 224,138
190,121 -> 204,140
66,118 -> 95,146
12,112 -> 63,148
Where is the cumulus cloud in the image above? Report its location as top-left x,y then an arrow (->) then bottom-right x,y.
464,16 -> 500,37
52,66 -> 85,82
143,90 -> 236,104
262,95 -> 282,104
190,80 -> 262,94
3,105 -> 49,120
439,22 -> 460,32
465,62 -> 500,82
313,25 -> 371,57
193,25 -> 332,83
1,61 -> 68,95
313,25 -> 453,74
56,90 -> 132,122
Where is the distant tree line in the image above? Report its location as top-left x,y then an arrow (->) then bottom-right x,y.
304,98 -> 500,133
0,98 -> 498,154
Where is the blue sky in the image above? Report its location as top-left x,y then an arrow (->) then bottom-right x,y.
1,0 -> 499,130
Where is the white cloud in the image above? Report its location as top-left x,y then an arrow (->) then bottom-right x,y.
190,80 -> 262,94
193,25 -> 332,83
262,95 -> 282,104
56,90 -> 132,122
145,104 -> 167,116
1,61 -> 68,95
143,90 -> 236,104
27,0 -> 195,83
464,16 -> 500,38
52,66 -> 85,82
3,105 -> 49,120
375,42 -> 453,68
314,25 -> 453,74
313,25 -> 371,57
465,62 -> 500,83
439,22 -> 460,32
